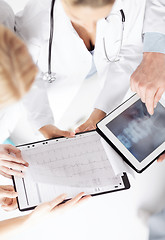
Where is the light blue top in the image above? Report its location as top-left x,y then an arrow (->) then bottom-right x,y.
143,32 -> 165,54
3,138 -> 15,146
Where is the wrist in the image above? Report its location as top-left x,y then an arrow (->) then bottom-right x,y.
39,124 -> 49,133
39,124 -> 53,138
143,52 -> 165,61
90,109 -> 106,124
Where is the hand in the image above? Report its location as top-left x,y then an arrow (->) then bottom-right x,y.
39,124 -> 75,139
0,192 -> 90,239
130,52 -> 165,115
0,144 -> 29,178
0,185 -> 18,211
28,192 -> 90,225
75,109 -> 106,133
157,153 -> 165,162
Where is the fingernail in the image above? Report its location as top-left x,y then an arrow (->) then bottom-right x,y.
154,103 -> 157,108
20,159 -> 27,164
13,192 -> 18,197
70,132 -> 75,136
149,109 -> 153,115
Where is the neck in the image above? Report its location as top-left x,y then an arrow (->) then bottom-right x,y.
71,22 -> 96,51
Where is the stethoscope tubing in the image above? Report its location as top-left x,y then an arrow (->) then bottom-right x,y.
48,0 -> 56,75
45,1 -> 125,82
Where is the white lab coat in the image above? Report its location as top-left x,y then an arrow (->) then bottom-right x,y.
15,0 -> 164,130
0,0 -> 14,30
143,0 -> 165,34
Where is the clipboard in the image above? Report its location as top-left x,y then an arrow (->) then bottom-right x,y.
12,131 -> 130,211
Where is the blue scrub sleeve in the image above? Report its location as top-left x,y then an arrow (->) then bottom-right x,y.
143,32 -> 165,54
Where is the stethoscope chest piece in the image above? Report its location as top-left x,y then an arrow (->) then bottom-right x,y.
41,72 -> 56,83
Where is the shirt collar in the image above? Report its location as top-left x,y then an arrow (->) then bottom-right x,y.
108,0 -> 124,16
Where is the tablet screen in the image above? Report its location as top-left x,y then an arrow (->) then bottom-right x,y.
106,100 -> 165,162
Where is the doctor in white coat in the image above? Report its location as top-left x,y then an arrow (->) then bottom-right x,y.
131,0 -> 165,116
15,0 -> 164,139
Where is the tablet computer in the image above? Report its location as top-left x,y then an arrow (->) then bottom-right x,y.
12,131 -> 130,211
96,94 -> 165,173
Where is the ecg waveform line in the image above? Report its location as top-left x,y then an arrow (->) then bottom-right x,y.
22,132 -> 121,188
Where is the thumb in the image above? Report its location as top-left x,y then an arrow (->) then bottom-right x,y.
61,130 -> 75,138
36,193 -> 67,213
0,189 -> 18,199
75,122 -> 88,133
53,127 -> 75,138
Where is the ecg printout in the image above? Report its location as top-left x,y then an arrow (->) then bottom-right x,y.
14,131 -> 125,209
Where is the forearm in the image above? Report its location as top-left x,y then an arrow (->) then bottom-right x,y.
22,76 -> 54,130
0,215 -> 30,240
90,109 -> 106,122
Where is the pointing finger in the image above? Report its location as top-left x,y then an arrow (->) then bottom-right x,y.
145,87 -> 157,115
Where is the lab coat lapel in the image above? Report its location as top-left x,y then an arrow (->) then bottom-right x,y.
94,0 -> 124,75
51,0 -> 93,81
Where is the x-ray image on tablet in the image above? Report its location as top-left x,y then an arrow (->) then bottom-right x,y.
97,94 -> 165,173
106,100 -> 165,162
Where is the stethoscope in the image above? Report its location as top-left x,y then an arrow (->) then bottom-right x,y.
42,0 -> 56,83
103,9 -> 125,62
42,0 -> 125,83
